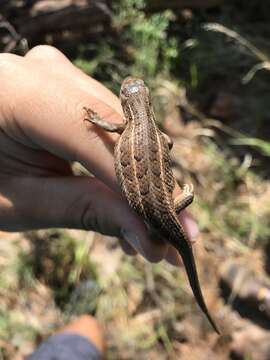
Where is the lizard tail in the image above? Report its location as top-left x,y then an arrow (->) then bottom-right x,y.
164,214 -> 220,334
175,238 -> 220,334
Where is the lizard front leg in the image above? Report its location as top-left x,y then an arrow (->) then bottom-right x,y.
174,183 -> 194,214
83,107 -> 126,134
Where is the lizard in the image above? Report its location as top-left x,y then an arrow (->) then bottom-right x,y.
83,77 -> 220,334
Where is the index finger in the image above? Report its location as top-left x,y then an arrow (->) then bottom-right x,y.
2,46 -> 122,190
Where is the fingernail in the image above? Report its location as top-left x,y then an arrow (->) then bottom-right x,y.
165,253 -> 183,267
120,229 -> 143,254
165,246 -> 183,267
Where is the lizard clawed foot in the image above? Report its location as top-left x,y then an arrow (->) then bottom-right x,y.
162,133 -> 173,150
83,107 -> 98,123
174,183 -> 194,214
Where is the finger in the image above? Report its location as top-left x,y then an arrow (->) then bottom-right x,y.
165,245 -> 183,267
163,210 -> 199,266
0,128 -> 73,177
0,47 -> 122,191
0,175 -> 133,232
24,45 -> 122,115
178,210 -> 199,243
0,175 -> 168,262
120,227 -> 169,263
118,237 -> 137,256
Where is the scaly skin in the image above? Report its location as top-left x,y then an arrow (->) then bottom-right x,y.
84,77 -> 220,334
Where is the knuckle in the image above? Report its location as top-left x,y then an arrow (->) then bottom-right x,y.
72,195 -> 97,232
25,45 -> 64,61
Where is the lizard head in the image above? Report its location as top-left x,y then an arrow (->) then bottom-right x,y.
120,77 -> 149,101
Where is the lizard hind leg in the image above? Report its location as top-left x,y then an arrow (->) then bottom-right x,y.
83,107 -> 126,134
174,183 -> 194,214
162,132 -> 173,150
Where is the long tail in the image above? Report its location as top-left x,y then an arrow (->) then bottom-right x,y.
177,238 -> 220,334
166,216 -> 220,334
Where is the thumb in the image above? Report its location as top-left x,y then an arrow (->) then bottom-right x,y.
0,175 -> 173,263
0,175 -> 133,234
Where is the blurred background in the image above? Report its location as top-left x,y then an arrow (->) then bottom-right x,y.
0,0 -> 270,359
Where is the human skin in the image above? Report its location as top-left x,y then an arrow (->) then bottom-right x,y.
0,45 -> 198,266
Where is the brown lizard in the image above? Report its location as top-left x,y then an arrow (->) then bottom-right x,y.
83,77 -> 220,334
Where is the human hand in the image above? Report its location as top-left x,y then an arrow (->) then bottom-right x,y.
0,45 -> 198,266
